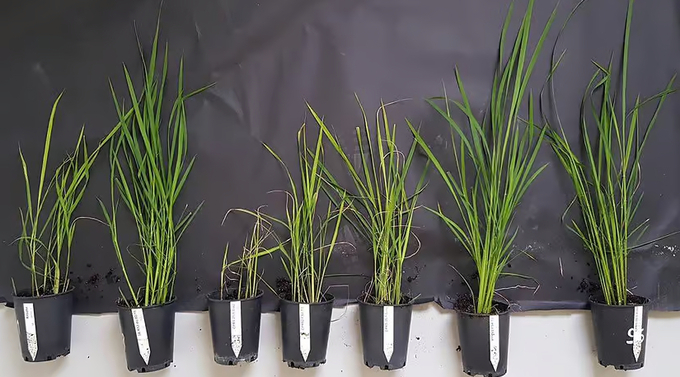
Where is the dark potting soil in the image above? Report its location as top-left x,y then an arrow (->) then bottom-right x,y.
361,293 -> 412,305
276,278 -> 293,301
213,289 -> 254,301
117,299 -> 140,309
591,293 -> 647,305
86,273 -> 100,286
116,296 -> 176,309
221,290 -> 240,300
15,285 -> 64,297
406,265 -> 422,283
275,278 -> 333,303
105,269 -> 121,284
577,279 -> 601,295
454,294 -> 508,315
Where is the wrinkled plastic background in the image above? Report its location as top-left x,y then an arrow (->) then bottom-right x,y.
1,0 -> 679,313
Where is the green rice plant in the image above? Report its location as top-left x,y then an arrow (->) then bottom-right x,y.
98,20 -> 211,308
219,210 -> 277,300
545,0 -> 676,306
17,93 -> 120,297
232,123 -> 348,304
408,0 -> 556,314
310,99 -> 427,306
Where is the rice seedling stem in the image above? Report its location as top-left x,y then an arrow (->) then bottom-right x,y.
98,17 -> 211,308
545,0 -> 676,306
311,98 -> 427,306
232,121 -> 348,304
17,93 -> 120,297
408,0 -> 556,314
220,210 -> 277,300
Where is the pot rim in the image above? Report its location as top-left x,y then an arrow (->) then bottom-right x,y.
116,296 -> 177,310
207,289 -> 264,303
588,294 -> 650,308
279,293 -> 335,306
455,300 -> 510,317
358,294 -> 414,308
12,285 -> 75,301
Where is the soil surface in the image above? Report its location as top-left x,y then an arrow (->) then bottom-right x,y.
212,289 -> 252,301
361,293 -> 411,305
15,286 -> 57,297
454,294 -> 508,315
221,289 -> 241,300
591,293 -> 648,305
275,278 -> 332,302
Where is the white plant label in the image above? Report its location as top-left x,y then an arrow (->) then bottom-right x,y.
383,306 -> 394,362
23,303 -> 38,361
230,301 -> 242,358
299,304 -> 311,361
489,315 -> 500,372
131,309 -> 151,365
626,305 -> 644,362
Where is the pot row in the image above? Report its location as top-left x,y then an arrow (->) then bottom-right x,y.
12,289 -> 650,376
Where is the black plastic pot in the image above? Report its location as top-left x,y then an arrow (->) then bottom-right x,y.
207,290 -> 263,365
13,287 -> 74,362
117,298 -> 176,373
279,294 -> 334,369
359,299 -> 412,370
456,302 -> 510,377
590,294 -> 650,370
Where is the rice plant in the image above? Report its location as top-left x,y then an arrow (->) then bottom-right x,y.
17,93 -> 120,297
408,0 -> 556,314
311,99 -> 427,306
98,20 -> 211,308
219,211 -> 277,300
233,123 -> 348,304
545,0 -> 676,306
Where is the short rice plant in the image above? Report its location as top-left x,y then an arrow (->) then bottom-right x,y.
545,0 -> 676,306
17,93 -> 119,297
408,0 -> 556,314
311,99 -> 426,306
233,123 -> 348,304
99,21 -> 211,308
219,211 -> 277,300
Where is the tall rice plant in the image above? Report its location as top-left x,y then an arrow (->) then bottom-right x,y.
99,21 -> 210,308
311,99 -> 426,306
18,93 -> 119,297
408,0 -> 556,314
545,0 -> 675,306
233,124 -> 347,304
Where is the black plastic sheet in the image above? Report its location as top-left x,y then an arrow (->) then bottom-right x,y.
1,0 -> 679,313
